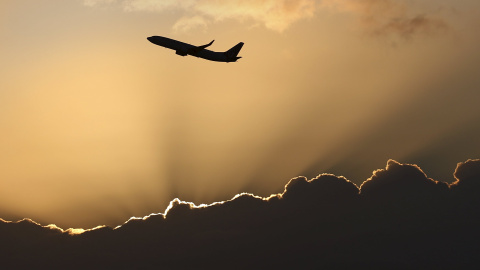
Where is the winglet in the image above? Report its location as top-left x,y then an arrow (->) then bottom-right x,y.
198,40 -> 214,50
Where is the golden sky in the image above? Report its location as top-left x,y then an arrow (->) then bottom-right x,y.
1,0 -> 480,228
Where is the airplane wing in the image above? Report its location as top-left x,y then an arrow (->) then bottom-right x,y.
187,40 -> 214,55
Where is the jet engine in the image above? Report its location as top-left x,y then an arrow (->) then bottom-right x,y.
176,50 -> 188,56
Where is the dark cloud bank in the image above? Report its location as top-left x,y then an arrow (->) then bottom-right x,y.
2,160 -> 480,269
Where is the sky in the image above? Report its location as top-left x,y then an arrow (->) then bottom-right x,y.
1,0 -> 480,229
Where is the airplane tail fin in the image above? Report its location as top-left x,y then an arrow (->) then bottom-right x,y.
224,42 -> 244,60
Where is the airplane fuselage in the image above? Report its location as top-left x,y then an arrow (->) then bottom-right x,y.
147,36 -> 242,63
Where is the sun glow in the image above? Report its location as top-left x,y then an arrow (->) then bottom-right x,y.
1,0 -> 480,229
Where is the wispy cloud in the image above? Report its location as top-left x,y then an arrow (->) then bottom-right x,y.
84,0 -> 317,32
84,0 -> 450,37
83,0 -> 118,7
322,0 -> 449,38
172,15 -> 208,33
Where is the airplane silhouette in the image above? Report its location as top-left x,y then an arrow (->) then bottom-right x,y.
147,36 -> 244,63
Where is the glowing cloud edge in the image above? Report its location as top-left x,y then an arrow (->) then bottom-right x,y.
4,158 -> 477,233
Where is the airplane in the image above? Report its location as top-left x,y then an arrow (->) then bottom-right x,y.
147,36 -> 244,63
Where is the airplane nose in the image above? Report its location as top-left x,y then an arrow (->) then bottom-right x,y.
147,36 -> 157,43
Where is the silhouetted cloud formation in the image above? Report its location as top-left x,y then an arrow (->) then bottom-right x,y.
2,159 -> 480,269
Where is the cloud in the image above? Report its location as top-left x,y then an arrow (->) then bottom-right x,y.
360,159 -> 450,201
84,0 -> 450,37
84,0 -> 317,32
83,0 -> 118,7
2,159 -> 480,268
371,14 -> 448,38
322,0 -> 449,38
172,15 -> 208,33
